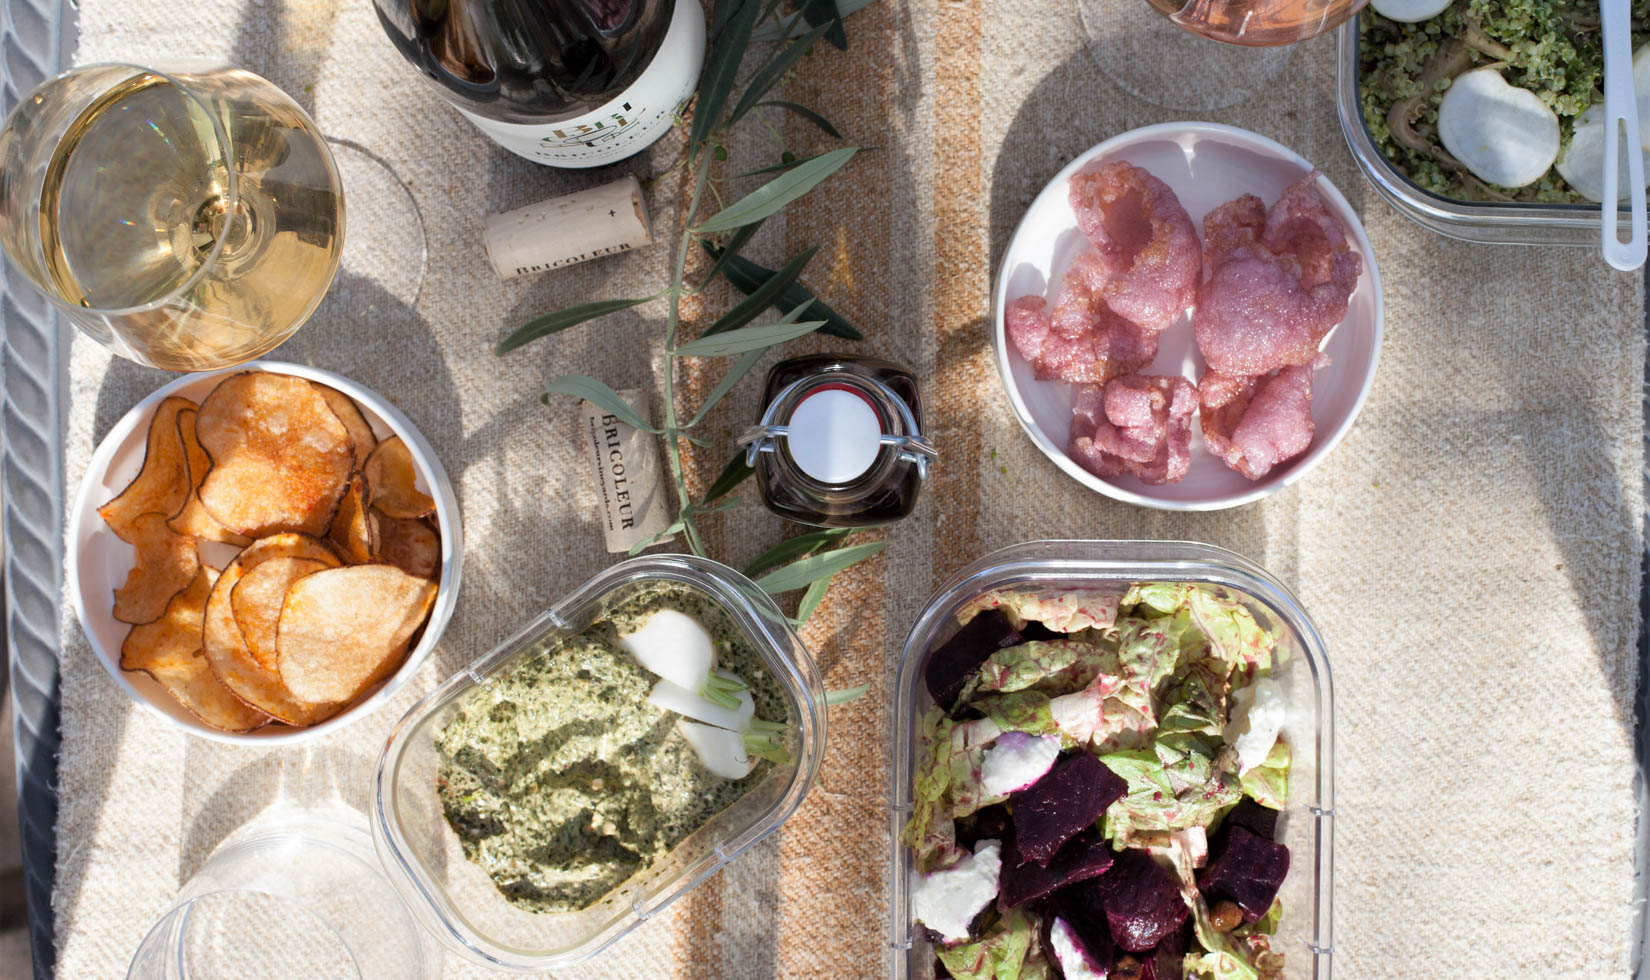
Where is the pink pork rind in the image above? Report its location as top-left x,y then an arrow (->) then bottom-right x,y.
1067,161 -> 1202,333
1067,374 -> 1197,486
1194,177 -> 1361,377
1004,253 -> 1159,385
1199,356 -> 1327,481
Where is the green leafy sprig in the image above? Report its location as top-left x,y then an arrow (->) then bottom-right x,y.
495,0 -> 885,629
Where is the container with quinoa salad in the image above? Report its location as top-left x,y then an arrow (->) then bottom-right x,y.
1359,0 -> 1650,204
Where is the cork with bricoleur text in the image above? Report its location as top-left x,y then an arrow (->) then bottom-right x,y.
580,388 -> 675,553
484,175 -> 653,280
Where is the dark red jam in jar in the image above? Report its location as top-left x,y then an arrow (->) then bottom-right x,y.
738,354 -> 935,527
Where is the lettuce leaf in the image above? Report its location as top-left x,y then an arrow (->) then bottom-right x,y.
1100,733 -> 1241,845
902,707 -> 960,871
965,639 -> 1114,699
1122,583 -> 1277,678
957,588 -> 1122,633
1239,739 -> 1290,810
935,906 -> 1037,980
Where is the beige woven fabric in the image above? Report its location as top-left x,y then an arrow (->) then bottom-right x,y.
51,0 -> 1642,977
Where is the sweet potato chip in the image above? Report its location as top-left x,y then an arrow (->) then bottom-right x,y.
168,408 -> 252,546
277,565 -> 437,703
123,567 -> 268,733
328,474 -> 377,564
113,513 -> 200,625
374,511 -> 439,579
203,550 -> 342,727
232,557 -> 331,672
196,372 -> 355,537
98,396 -> 195,542
317,385 -> 377,469
363,436 -> 434,519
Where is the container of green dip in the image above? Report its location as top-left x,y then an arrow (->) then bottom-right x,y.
370,555 -> 826,971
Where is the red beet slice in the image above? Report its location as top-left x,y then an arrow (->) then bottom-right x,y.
924,609 -> 1023,708
1000,828 -> 1116,908
1219,798 -> 1279,842
1142,922 -> 1189,980
1084,849 -> 1189,953
1197,826 -> 1289,923
1010,753 -> 1128,867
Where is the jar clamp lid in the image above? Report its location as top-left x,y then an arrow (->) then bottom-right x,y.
737,372 -> 938,483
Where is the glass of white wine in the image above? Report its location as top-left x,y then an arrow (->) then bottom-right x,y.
0,64 -> 344,371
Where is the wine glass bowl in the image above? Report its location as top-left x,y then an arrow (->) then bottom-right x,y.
1145,0 -> 1369,46
0,64 -> 344,371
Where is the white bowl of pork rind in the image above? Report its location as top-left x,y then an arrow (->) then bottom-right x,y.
992,122 -> 1383,511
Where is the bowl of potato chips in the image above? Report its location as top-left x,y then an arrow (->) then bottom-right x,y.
69,362 -> 462,743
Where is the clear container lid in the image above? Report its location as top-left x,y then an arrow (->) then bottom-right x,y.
887,540 -> 1335,980
372,555 -> 826,971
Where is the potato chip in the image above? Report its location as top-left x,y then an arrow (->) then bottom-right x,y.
317,385 -> 377,469
364,436 -> 434,519
123,567 -> 268,733
98,396 -> 195,542
113,513 -> 201,625
328,474 -> 377,564
196,372 -> 355,537
374,511 -> 440,579
277,565 -> 438,703
236,532 -> 342,571
232,557 -> 330,672
203,550 -> 342,727
168,408 -> 252,546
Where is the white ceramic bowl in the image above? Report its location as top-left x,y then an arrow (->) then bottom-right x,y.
69,360 -> 463,744
993,122 -> 1384,511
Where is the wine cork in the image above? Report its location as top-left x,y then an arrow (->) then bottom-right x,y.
580,388 -> 675,553
484,175 -> 652,279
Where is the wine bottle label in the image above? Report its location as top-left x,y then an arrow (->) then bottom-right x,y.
483,176 -> 653,279
456,0 -> 706,169
580,389 -> 676,553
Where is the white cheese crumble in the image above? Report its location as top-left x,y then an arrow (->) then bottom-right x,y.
979,732 -> 1061,798
910,840 -> 1002,944
1225,675 -> 1286,775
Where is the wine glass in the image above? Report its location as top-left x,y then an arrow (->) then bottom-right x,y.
1079,0 -> 1369,110
0,64 -> 345,371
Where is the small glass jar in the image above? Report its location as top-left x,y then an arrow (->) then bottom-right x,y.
738,354 -> 935,528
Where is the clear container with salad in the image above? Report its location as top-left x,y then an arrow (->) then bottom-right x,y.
371,555 -> 826,971
889,541 -> 1334,980
1337,0 -> 1650,244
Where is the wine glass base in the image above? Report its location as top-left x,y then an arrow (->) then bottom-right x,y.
1077,0 -> 1294,112
326,139 -> 427,312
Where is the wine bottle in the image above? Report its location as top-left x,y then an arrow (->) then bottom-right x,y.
374,0 -> 705,168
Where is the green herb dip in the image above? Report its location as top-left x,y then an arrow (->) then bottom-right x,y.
436,581 -> 790,914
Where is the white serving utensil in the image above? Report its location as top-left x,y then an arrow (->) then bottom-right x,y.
1601,0 -> 1647,270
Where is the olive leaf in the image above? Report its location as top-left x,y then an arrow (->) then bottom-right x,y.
727,20 -> 834,127
800,0 -> 849,50
791,574 -> 833,624
700,219 -> 767,287
754,541 -> 885,594
755,101 -> 842,138
753,0 -> 881,40
497,296 -> 654,354
673,308 -> 824,358
703,453 -> 755,503
744,527 -> 852,578
692,147 -> 860,234
703,246 -> 817,336
540,376 -> 658,433
703,242 -> 863,340
692,0 -> 761,152
689,348 -> 766,426
825,683 -> 871,705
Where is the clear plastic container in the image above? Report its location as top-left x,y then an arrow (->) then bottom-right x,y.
1336,16 -> 1602,246
128,808 -> 440,979
371,554 -> 827,972
887,541 -> 1335,980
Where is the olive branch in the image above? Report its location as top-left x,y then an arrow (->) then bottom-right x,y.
495,0 -> 886,625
